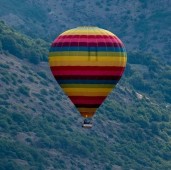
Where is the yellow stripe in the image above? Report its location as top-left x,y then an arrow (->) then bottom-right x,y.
49,60 -> 126,67
59,29 -> 75,36
63,88 -> 113,96
49,56 -> 126,61
49,51 -> 126,57
78,108 -> 97,112
49,57 -> 126,67
61,30 -> 114,36
60,84 -> 115,88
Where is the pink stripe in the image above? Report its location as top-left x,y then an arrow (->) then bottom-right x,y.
70,97 -> 105,105
51,66 -> 125,72
53,37 -> 122,44
52,42 -> 123,47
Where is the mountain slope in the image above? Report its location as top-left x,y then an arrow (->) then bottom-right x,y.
0,23 -> 171,170
0,0 -> 170,63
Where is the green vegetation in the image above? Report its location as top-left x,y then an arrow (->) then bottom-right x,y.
126,52 -> 171,103
0,13 -> 171,170
17,86 -> 30,96
0,0 -> 170,63
1,49 -> 171,169
0,21 -> 48,64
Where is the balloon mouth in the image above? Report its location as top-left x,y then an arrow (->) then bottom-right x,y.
81,112 -> 95,118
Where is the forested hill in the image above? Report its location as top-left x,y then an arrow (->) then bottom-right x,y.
0,21 -> 171,170
0,0 -> 171,62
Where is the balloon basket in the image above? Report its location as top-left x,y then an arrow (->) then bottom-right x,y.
82,118 -> 93,128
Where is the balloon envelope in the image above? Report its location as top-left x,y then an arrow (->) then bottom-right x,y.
48,27 -> 127,118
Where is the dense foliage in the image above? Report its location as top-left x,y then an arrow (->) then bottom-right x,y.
0,21 -> 48,64
126,52 -> 171,103
0,23 -> 171,170
0,0 -> 170,62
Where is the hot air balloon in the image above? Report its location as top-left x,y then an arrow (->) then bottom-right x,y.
48,26 -> 127,128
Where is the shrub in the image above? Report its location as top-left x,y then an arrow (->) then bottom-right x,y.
151,122 -> 160,135
37,71 -> 47,79
27,76 -> 34,82
0,63 -> 10,69
28,52 -> 40,64
18,86 -> 30,96
40,89 -> 48,95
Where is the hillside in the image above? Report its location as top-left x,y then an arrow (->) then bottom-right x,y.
0,0 -> 170,63
0,22 -> 171,170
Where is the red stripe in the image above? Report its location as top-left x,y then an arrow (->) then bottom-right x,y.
52,69 -> 123,76
51,66 -> 125,77
51,66 -> 125,72
69,96 -> 106,105
54,75 -> 121,80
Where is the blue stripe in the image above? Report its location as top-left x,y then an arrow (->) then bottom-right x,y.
50,46 -> 125,52
56,79 -> 119,84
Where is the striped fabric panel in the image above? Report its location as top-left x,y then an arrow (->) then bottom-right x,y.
50,61 -> 126,67
49,57 -> 126,67
49,46 -> 125,52
51,66 -> 125,78
55,75 -> 121,80
56,79 -> 120,84
48,26 -> 127,118
49,56 -> 126,61
62,89 -> 114,97
60,84 -> 115,88
52,42 -> 123,47
49,51 -> 126,57
69,96 -> 106,104
60,29 -> 115,36
50,66 -> 125,71
57,35 -> 118,39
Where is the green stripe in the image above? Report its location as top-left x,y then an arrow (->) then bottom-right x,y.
49,51 -> 126,57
